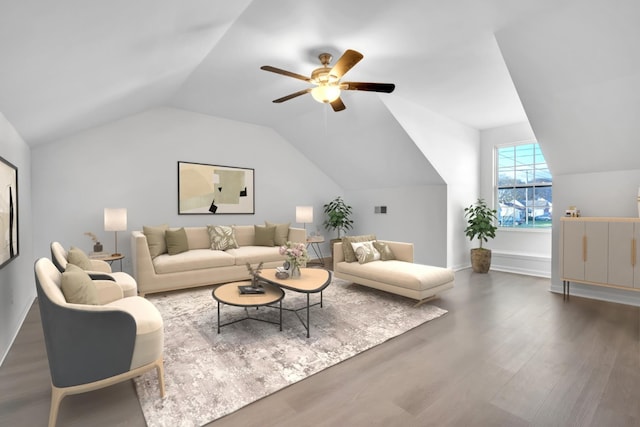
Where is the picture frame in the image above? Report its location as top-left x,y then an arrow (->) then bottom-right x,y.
0,155 -> 18,269
178,161 -> 255,215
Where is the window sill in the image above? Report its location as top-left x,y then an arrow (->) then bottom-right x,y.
497,227 -> 551,234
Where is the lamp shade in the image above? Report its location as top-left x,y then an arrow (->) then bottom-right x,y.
296,206 -> 313,224
104,208 -> 127,231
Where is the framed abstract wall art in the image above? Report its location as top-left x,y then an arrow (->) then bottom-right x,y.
178,161 -> 255,215
0,155 -> 18,269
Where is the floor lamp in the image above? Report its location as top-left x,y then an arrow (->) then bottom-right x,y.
104,208 -> 127,256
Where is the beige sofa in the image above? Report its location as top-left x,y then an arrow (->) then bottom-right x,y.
333,240 -> 454,305
132,225 -> 306,296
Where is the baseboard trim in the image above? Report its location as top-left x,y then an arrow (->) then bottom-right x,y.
0,295 -> 36,367
490,251 -> 551,278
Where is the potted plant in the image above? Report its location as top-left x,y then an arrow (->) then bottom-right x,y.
463,198 -> 498,273
323,196 -> 354,258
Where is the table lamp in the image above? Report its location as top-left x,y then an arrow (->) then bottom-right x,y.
296,206 -> 313,231
104,208 -> 127,256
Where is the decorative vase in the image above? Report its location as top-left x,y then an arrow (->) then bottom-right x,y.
93,242 -> 103,253
290,264 -> 301,278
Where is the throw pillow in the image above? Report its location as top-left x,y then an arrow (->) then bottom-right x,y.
351,241 -> 381,264
165,227 -> 189,255
207,225 -> 239,250
143,224 -> 169,258
67,246 -> 93,270
61,264 -> 99,305
265,221 -> 291,246
342,234 -> 377,263
373,241 -> 396,261
254,225 -> 276,247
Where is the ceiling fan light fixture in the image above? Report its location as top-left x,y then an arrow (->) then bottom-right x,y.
311,84 -> 341,103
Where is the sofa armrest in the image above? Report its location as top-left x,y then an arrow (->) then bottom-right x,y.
287,227 -> 306,245
381,240 -> 414,263
131,231 -> 157,294
333,242 -> 345,270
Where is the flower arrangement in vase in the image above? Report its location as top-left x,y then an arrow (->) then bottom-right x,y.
279,241 -> 308,278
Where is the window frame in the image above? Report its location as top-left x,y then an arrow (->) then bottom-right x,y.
494,140 -> 552,231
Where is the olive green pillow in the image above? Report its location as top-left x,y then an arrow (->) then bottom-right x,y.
254,225 -> 276,247
342,234 -> 377,263
373,241 -> 396,261
61,264 -> 99,305
67,246 -> 93,270
265,221 -> 290,246
165,227 -> 189,255
143,224 -> 169,258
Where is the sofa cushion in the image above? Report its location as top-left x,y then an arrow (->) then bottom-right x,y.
184,227 -> 210,250
61,264 -> 99,305
342,234 -> 377,263
152,249 -> 236,274
166,228 -> 189,255
143,224 -> 169,258
336,260 -> 454,292
225,246 -> 285,265
232,225 -> 255,246
207,225 -> 239,250
265,221 -> 290,246
373,241 -> 396,261
67,246 -> 93,270
351,241 -> 381,264
254,225 -> 276,247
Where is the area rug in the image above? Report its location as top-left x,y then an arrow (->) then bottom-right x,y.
134,277 -> 447,427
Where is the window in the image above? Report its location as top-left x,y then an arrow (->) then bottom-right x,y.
496,142 -> 552,229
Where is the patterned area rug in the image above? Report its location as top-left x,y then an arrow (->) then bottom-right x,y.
134,277 -> 447,427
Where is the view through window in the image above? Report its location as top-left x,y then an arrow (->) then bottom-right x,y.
496,142 -> 552,229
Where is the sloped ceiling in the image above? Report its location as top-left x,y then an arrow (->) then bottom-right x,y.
496,0 -> 640,176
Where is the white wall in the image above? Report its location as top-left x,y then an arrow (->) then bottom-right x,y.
480,122 -> 552,277
346,185 -> 447,266
0,113 -> 34,365
31,107 -> 343,273
382,96 -> 479,270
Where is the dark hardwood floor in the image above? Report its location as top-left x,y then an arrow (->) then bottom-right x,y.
1,268 -> 639,426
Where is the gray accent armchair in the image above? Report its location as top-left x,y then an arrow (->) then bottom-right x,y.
34,257 -> 165,427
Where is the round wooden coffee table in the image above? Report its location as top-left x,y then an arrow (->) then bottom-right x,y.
212,281 -> 284,334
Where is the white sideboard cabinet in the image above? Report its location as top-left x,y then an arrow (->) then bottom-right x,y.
561,217 -> 640,298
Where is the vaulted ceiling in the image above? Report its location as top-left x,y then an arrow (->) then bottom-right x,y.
2,0 -> 639,181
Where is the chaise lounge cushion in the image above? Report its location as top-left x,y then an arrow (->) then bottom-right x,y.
337,260 -> 454,292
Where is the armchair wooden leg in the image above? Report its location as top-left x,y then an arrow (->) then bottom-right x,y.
48,385 -> 67,427
155,358 -> 166,397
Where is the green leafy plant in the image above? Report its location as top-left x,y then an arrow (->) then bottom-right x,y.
463,198 -> 498,249
323,196 -> 354,238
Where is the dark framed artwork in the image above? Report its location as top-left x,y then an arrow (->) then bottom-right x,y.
0,155 -> 18,269
178,161 -> 255,215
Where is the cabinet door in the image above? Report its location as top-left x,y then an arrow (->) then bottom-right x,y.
584,222 -> 608,284
562,220 -> 585,281
608,222 -> 634,288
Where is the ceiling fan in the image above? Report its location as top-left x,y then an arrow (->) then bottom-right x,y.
260,49 -> 395,112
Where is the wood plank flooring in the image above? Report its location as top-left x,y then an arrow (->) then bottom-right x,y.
1,268 -> 639,426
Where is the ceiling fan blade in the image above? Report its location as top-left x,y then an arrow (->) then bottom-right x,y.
272,88 -> 312,103
330,97 -> 346,112
260,65 -> 311,82
342,82 -> 395,93
330,49 -> 364,79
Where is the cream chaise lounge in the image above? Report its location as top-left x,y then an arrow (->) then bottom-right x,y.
333,240 -> 454,305
131,224 -> 306,296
